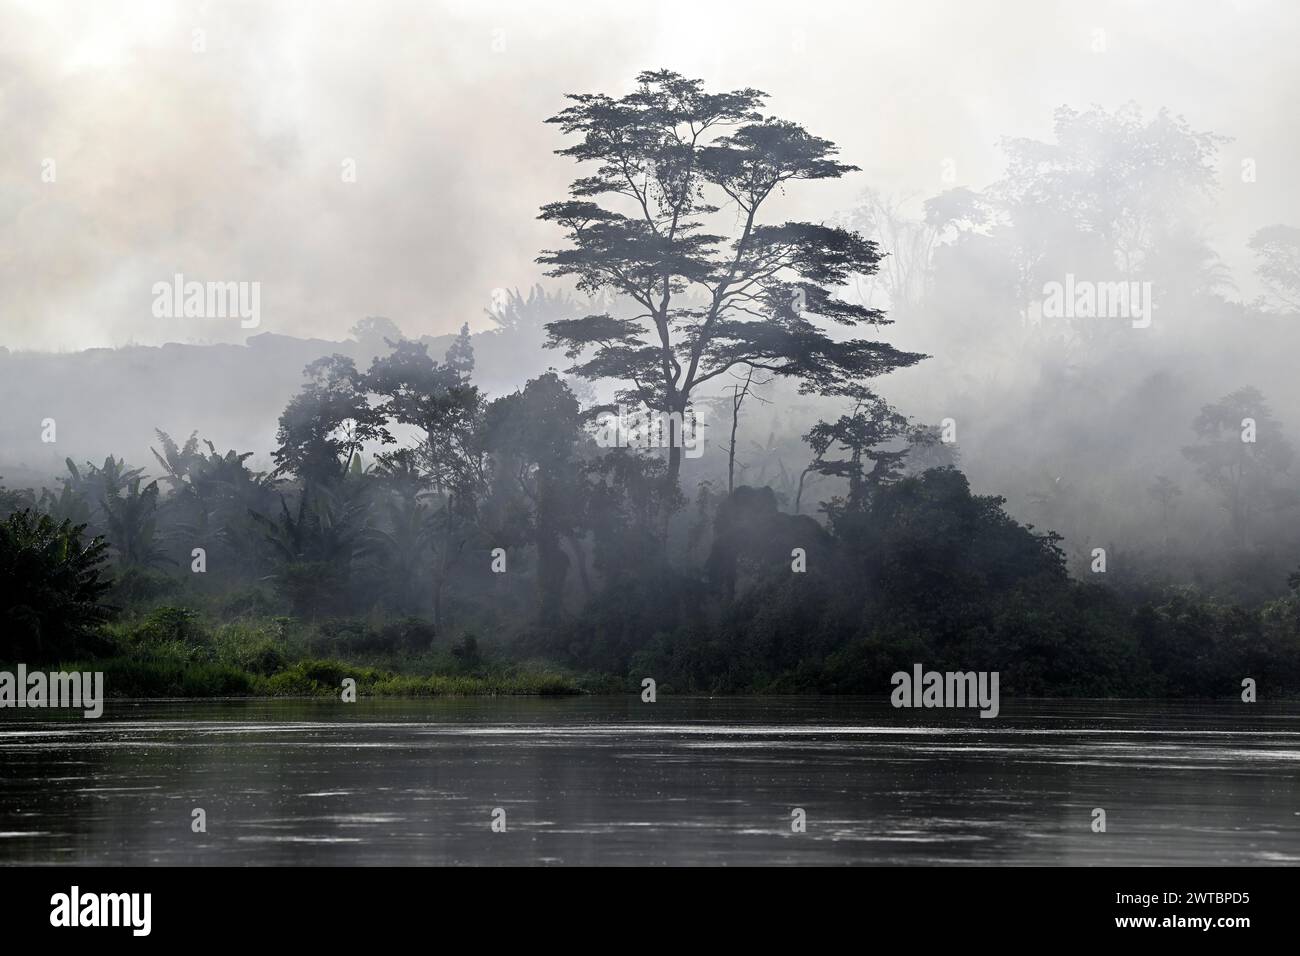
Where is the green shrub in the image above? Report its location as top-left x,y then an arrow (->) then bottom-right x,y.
0,509 -> 115,662
132,606 -> 202,645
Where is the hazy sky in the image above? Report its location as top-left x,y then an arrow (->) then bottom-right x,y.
2,0 -> 1296,350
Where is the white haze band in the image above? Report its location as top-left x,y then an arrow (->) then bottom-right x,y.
0,667 -> 104,719
891,664 -> 1000,718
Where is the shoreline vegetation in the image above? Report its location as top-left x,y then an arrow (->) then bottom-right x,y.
6,598 -> 1299,701
41,608 -> 597,699
53,658 -> 589,699
4,81 -> 1300,701
4,495 -> 1300,701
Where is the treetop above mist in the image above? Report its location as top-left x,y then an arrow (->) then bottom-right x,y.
537,69 -> 926,483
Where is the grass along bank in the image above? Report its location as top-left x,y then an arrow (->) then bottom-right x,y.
50,656 -> 583,698
42,606 -> 589,698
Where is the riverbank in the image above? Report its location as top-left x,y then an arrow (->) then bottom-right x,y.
49,656 -> 587,698
22,606 -> 598,699
17,596 -> 1300,700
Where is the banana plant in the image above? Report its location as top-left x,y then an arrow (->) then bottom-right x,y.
101,477 -> 168,568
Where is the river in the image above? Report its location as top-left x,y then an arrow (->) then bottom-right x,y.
1,697 -> 1297,865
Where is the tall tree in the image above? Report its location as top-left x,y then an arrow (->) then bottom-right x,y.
1147,474 -> 1182,551
991,103 -> 1226,279
361,449 -> 434,615
719,366 -> 770,493
273,355 -> 391,485
364,336 -> 486,630
484,373 -> 586,622
538,69 -> 924,487
837,189 -> 945,319
1249,224 -> 1300,313
101,477 -> 166,568
1182,387 -> 1295,545
349,316 -> 406,358
803,397 -> 910,515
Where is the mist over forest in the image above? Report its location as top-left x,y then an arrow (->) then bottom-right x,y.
5,103 -> 1299,591
3,1 -> 1300,699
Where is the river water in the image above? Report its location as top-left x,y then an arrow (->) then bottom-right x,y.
1,697 -> 1297,865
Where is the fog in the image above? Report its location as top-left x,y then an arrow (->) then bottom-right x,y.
5,0 -> 1296,348
3,0 -> 1300,601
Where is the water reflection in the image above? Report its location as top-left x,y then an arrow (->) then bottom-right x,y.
1,698 -> 1296,865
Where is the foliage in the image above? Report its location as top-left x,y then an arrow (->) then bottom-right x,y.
538,69 -> 925,484
0,509 -> 115,661
1182,387 -> 1296,544
273,355 -> 391,484
5,83 -> 1300,701
1247,224 -> 1300,312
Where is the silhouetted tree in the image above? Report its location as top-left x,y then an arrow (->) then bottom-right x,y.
992,103 -> 1226,279
360,449 -> 434,615
443,322 -> 476,380
1148,475 -> 1182,550
364,336 -> 486,630
484,285 -> 587,350
102,477 -> 166,568
274,355 -> 391,485
538,69 -> 924,487
1183,387 -> 1295,544
350,315 -> 405,352
484,373 -> 586,622
251,482 -> 368,618
803,397 -> 910,514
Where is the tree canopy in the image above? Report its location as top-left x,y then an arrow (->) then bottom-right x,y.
538,69 -> 925,483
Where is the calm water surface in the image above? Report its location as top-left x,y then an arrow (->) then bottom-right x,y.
1,697 -> 1297,865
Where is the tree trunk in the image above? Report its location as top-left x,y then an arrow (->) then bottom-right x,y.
537,527 -> 568,623
563,535 -> 591,602
795,466 -> 812,515
667,441 -> 682,488
728,399 -> 740,494
432,578 -> 444,634
535,472 -> 568,623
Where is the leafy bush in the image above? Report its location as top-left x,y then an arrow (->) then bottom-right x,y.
132,606 -> 202,645
263,658 -> 578,696
451,633 -> 482,667
105,566 -> 181,606
0,509 -> 115,661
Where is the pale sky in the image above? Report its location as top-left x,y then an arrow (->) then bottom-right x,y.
2,0 -> 1296,350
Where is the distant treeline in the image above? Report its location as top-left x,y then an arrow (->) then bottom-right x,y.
2,332 -> 1298,696
5,84 -> 1300,697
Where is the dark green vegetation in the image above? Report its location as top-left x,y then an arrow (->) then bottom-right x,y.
538,70 -> 924,486
0,510 -> 112,661
4,439 -> 1300,697
3,76 -> 1300,699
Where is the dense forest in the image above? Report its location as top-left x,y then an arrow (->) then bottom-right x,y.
3,72 -> 1300,699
